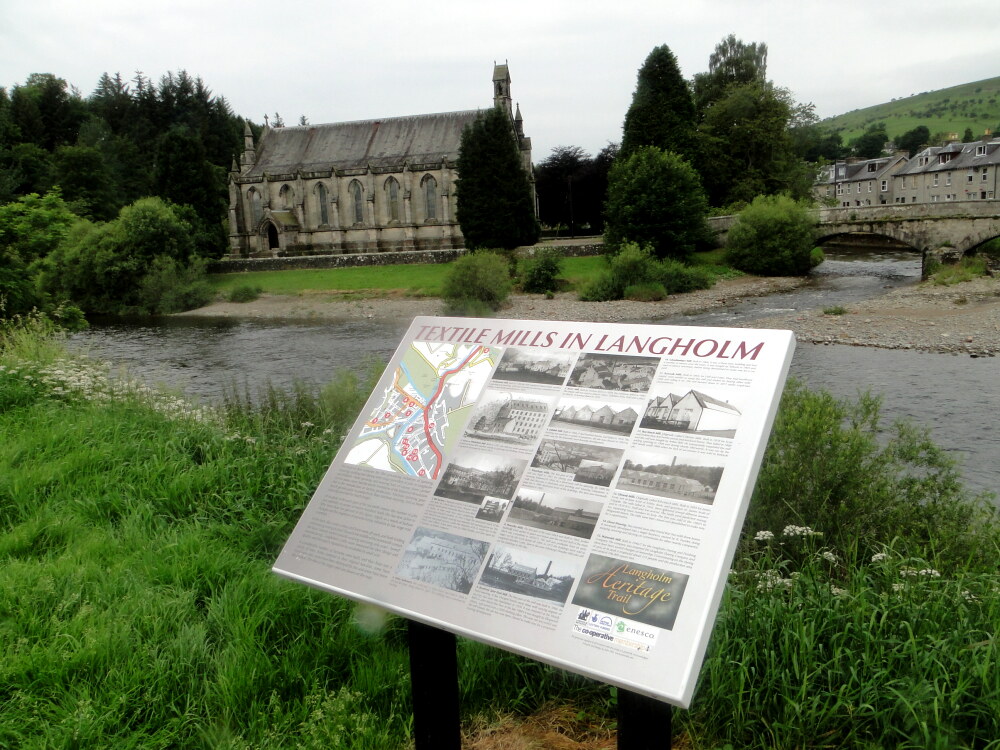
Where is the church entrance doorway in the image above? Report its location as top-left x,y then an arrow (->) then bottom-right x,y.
266,223 -> 280,252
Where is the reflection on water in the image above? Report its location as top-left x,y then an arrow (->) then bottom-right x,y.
67,249 -> 996,498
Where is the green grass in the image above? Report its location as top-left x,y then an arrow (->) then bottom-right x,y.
821,75 -> 1000,143
929,255 -> 990,285
4,317 -> 998,748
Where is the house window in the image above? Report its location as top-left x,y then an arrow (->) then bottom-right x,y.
836,184 -> 843,195
422,175 -> 438,220
867,182 -> 872,193
349,180 -> 364,224
857,183 -> 862,194
968,169 -> 975,182
931,194 -> 939,202
315,183 -> 329,225
880,180 -> 888,192
982,168 -> 989,182
939,153 -> 953,164
279,184 -> 294,209
248,189 -> 262,226
933,174 -> 939,187
918,156 -> 929,166
384,177 -> 401,222
946,173 -> 952,185
867,162 -> 877,172
976,144 -> 987,156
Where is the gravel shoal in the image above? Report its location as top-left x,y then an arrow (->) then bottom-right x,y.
177,275 -> 1000,357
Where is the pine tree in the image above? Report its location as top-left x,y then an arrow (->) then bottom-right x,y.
620,45 -> 697,162
455,106 -> 539,250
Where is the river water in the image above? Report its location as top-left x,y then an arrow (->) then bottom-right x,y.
67,249 -> 998,498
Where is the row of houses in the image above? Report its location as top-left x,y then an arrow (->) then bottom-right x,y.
814,136 -> 1000,207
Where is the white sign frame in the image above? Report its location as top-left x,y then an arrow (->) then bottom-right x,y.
274,316 -> 794,708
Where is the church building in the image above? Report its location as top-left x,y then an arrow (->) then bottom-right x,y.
227,64 -> 531,257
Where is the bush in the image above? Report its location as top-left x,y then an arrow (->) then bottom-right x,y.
579,242 -> 712,301
441,251 -> 512,314
726,194 -> 817,276
930,255 -> 989,285
623,282 -> 666,301
228,284 -> 263,303
137,256 -> 215,314
746,380 -> 997,571
519,248 -> 564,293
603,146 -> 710,260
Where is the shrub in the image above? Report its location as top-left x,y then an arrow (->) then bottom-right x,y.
823,305 -> 847,315
228,284 -> 263,303
579,242 -> 712,301
623,282 -> 666,301
810,247 -> 825,267
441,251 -> 512,314
726,194 -> 817,276
603,146 -> 710,260
746,380 -> 998,571
137,256 -> 215,314
519,248 -> 564,293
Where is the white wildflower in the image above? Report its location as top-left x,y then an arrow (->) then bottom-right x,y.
754,530 -> 774,542
891,583 -> 905,592
300,421 -> 314,428
821,551 -> 838,563
870,552 -> 889,563
962,590 -> 977,602
782,524 -> 821,538
830,586 -> 847,597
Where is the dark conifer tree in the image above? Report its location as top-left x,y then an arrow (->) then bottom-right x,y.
455,106 -> 539,250
620,45 -> 698,163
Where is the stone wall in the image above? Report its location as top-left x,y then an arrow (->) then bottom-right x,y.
208,243 -> 605,274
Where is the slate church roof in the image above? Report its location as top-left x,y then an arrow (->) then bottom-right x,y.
244,110 -> 482,177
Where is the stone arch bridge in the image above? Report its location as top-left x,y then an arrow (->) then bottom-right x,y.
706,202 -> 1000,277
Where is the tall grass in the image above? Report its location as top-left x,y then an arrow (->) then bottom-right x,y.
3,315 -> 999,748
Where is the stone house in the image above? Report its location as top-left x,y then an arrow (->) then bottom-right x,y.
226,64 -> 532,257
892,139 -> 1000,204
813,154 -> 909,207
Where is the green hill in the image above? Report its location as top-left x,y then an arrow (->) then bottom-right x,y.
821,76 -> 1000,144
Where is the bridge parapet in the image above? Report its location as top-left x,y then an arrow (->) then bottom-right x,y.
818,201 -> 1000,223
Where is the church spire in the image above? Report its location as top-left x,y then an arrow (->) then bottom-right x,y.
492,61 -> 512,119
240,120 -> 256,169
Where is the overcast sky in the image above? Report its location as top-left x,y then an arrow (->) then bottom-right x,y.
3,0 -> 999,162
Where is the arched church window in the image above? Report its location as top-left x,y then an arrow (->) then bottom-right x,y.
422,175 -> 437,221
349,180 -> 364,225
385,177 -> 401,222
279,184 -> 294,209
315,183 -> 329,225
248,189 -> 262,226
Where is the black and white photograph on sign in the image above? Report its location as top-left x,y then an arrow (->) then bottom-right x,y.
641,385 -> 743,438
492,348 -> 576,386
531,439 -> 624,487
465,391 -> 552,446
566,353 -> 657,394
395,527 -> 490,594
572,553 -> 689,631
478,544 -> 577,604
551,396 -> 639,438
475,496 -> 510,523
435,449 -> 527,503
616,448 -> 723,505
508,489 -> 603,540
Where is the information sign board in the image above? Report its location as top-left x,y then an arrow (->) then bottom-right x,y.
274,316 -> 794,707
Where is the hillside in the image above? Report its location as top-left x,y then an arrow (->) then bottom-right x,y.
821,76 -> 1000,143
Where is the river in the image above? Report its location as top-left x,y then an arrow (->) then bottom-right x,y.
67,249 -> 998,498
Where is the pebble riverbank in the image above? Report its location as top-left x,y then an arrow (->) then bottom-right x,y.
177,275 -> 1000,357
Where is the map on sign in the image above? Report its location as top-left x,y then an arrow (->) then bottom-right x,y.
344,342 -> 498,480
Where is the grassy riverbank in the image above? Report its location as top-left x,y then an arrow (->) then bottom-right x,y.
2,315 -> 998,748
207,251 -> 737,301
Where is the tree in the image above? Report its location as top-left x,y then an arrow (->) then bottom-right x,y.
896,125 -> 930,157
693,34 -> 768,114
851,123 -> 889,159
620,45 -> 697,162
454,106 -> 539,250
52,144 -> 118,220
534,145 -> 592,234
697,83 -> 810,207
603,146 -> 710,259
962,127 -> 975,143
725,194 -> 817,276
38,196 -> 197,314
